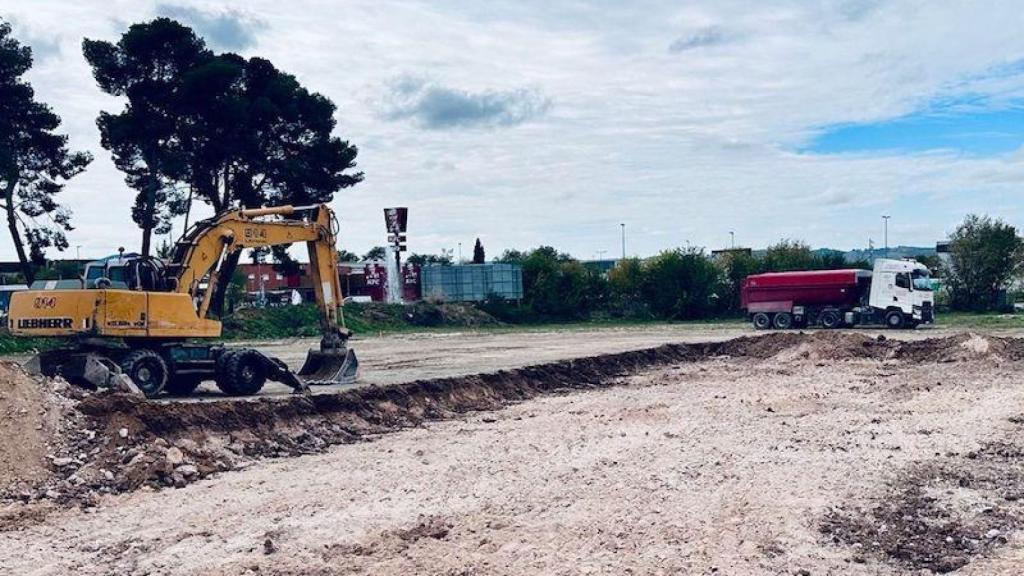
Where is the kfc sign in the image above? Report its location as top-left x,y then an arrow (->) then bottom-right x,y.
384,207 -> 408,234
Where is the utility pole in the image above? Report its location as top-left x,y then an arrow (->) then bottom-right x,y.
729,231 -> 735,249
458,242 -> 463,264
620,223 -> 626,260
882,215 -> 890,258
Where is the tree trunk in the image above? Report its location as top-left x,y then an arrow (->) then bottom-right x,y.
139,175 -> 160,258
140,226 -> 152,258
3,179 -> 34,285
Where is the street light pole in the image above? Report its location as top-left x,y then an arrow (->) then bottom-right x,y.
620,223 -> 626,260
882,215 -> 890,258
729,231 -> 735,249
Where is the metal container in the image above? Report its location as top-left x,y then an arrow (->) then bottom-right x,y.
421,264 -> 523,302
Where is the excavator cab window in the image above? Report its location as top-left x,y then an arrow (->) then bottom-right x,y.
108,266 -> 127,284
84,265 -> 105,287
83,259 -> 132,289
84,263 -> 127,289
130,258 -> 166,291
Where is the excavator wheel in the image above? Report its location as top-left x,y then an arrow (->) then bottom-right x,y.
119,349 -> 169,398
216,349 -> 268,396
214,349 -> 236,393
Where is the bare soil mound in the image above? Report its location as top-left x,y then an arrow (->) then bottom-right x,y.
719,331 -> 1023,364
0,362 -> 79,495
896,332 -> 1024,363
713,331 -> 904,362
771,332 -> 896,362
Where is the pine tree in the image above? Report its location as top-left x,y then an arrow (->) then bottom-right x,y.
1,20 -> 92,283
472,238 -> 485,264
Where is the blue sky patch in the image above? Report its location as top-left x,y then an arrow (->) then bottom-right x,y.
804,104 -> 1024,156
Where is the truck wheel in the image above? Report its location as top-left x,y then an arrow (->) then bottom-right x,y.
752,313 -> 771,330
165,376 -> 203,396
219,349 -> 267,396
119,349 -> 168,398
885,311 -> 905,329
820,310 -> 842,329
772,312 -> 793,329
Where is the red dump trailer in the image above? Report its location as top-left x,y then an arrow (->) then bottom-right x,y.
741,269 -> 872,329
741,260 -> 936,330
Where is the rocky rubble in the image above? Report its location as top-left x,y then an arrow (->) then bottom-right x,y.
0,362 -> 256,508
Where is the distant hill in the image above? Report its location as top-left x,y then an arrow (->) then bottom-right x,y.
839,245 -> 936,263
748,245 -> 937,265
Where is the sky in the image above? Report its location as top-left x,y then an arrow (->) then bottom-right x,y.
3,0 -> 1024,262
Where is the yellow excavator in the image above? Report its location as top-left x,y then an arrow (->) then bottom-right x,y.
7,203 -> 358,397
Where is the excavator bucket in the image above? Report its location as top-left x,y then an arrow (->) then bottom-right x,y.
296,347 -> 359,386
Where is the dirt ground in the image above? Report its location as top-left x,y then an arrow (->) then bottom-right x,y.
233,323 -> 1024,395
2,331 -> 1024,575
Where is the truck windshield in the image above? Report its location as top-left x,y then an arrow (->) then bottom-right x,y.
911,270 -> 932,291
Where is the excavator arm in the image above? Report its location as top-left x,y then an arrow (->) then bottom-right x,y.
167,203 -> 357,387
170,205 -> 340,321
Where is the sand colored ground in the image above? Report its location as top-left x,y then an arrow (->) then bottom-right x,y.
2,333 -> 1024,575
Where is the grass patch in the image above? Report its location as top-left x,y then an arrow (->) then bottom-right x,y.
221,301 -> 504,340
219,303 -> 746,341
0,328 -> 65,355
936,311 -> 1024,329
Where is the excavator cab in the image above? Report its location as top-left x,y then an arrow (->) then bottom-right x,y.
83,253 -> 169,291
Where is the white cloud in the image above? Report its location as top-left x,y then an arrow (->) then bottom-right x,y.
2,0 -> 1024,263
154,3 -> 266,51
379,75 -> 550,129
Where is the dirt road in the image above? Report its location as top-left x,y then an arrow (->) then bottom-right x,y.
233,322 -> 1023,395
3,332 -> 1024,575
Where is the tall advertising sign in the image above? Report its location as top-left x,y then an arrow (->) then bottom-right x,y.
383,208 -> 408,302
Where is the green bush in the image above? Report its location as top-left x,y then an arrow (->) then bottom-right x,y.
516,246 -> 604,320
945,214 -> 1024,312
639,248 -> 722,319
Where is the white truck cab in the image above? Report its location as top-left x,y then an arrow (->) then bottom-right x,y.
867,258 -> 935,328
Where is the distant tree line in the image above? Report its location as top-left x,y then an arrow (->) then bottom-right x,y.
482,221 -> 1024,321
480,240 -> 865,322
